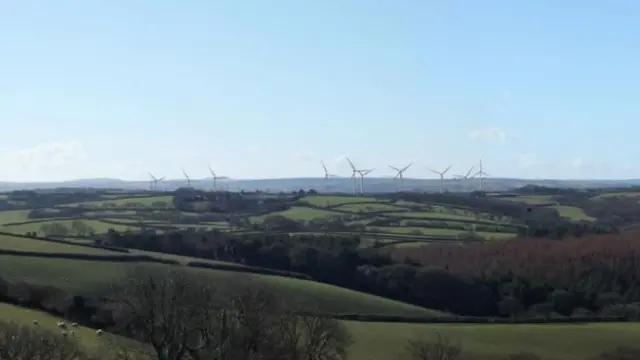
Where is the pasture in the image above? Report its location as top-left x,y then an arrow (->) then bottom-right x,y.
299,195 -> 380,207
2,219 -> 137,235
0,254 -> 439,318
499,195 -> 557,205
0,234 -> 117,254
346,321 -> 640,360
552,205 -> 595,221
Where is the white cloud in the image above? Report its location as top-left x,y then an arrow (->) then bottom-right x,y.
467,127 -> 509,142
519,153 -> 538,168
0,141 -> 91,181
571,157 -> 584,168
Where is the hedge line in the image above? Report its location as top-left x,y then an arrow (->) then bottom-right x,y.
0,231 -> 130,253
315,313 -> 630,324
186,261 -> 311,280
0,249 -> 179,265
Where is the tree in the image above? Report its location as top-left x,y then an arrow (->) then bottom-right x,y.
109,267 -> 352,360
71,220 -> 89,236
405,333 -> 463,360
0,320 -> 87,360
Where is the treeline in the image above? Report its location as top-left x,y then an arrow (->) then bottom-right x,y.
97,228 -> 640,318
392,231 -> 640,319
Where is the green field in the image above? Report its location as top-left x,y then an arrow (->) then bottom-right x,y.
384,211 -> 483,221
0,255 -> 438,318
66,195 -> 174,208
552,205 -> 595,221
334,202 -> 406,213
3,301 -> 638,360
593,191 -> 640,200
500,195 -> 557,205
0,234 -> 116,254
0,210 -> 30,225
346,321 -> 640,360
2,219 -> 137,235
251,206 -> 342,222
367,226 -> 515,240
300,195 -> 380,207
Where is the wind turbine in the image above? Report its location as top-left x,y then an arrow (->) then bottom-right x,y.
321,161 -> 337,192
473,160 -> 490,191
389,163 -> 412,191
346,157 -> 359,195
452,166 -> 475,180
208,165 -> 218,191
181,168 -> 192,188
357,168 -> 374,195
148,172 -> 164,190
429,165 -> 452,193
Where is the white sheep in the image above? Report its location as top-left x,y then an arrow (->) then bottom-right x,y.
71,322 -> 78,327
96,329 -> 103,336
56,321 -> 67,328
61,331 -> 68,337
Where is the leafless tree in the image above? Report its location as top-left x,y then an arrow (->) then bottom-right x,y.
405,333 -> 462,360
0,320 -> 87,360
109,266 -> 352,360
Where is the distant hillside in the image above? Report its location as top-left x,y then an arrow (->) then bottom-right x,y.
1,177 -> 640,192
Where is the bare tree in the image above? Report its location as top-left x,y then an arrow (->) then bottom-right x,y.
0,320 -> 87,360
109,266 -> 352,360
405,333 -> 462,360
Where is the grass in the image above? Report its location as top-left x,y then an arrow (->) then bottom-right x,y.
0,255 -> 440,318
367,226 -> 516,240
334,203 -> 406,213
346,321 -> 640,360
552,205 -> 595,221
299,195 -> 379,207
251,206 -> 342,222
593,191 -> 640,200
500,195 -> 557,205
0,303 -> 106,350
67,195 -> 174,208
0,234 -> 116,254
2,219 -> 138,235
0,210 -> 30,225
384,211 -> 483,221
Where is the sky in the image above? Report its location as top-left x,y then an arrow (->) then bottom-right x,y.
1,1 -> 639,182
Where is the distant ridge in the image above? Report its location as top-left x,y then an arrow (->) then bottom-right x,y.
1,177 -> 640,193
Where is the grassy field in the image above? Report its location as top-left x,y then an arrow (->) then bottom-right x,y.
300,195 -> 380,207
346,321 -> 640,360
251,206 -> 342,222
2,219 -> 137,235
2,301 -> 638,360
0,210 -> 30,225
0,255 -> 438,318
66,195 -> 174,208
593,191 -> 640,200
384,211 -> 483,221
0,234 -> 116,254
499,195 -> 557,205
334,202 -> 406,213
367,226 -> 515,240
552,205 -> 595,221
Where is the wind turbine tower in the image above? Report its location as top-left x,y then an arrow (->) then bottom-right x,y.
474,160 -> 489,191
208,165 -> 218,191
357,168 -> 374,195
429,165 -> 452,193
389,163 -> 412,191
181,169 -> 192,188
346,158 -> 359,196
321,161 -> 337,192
148,172 -> 164,190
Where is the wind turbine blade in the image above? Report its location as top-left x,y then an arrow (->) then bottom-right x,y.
346,157 -> 356,170
429,168 -> 439,174
321,161 -> 328,174
363,169 -> 374,175
465,166 -> 475,178
443,165 -> 452,174
157,176 -> 165,182
389,165 -> 400,172
401,163 -> 412,172
148,172 -> 156,181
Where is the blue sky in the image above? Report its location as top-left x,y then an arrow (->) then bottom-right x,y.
1,1 -> 639,181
